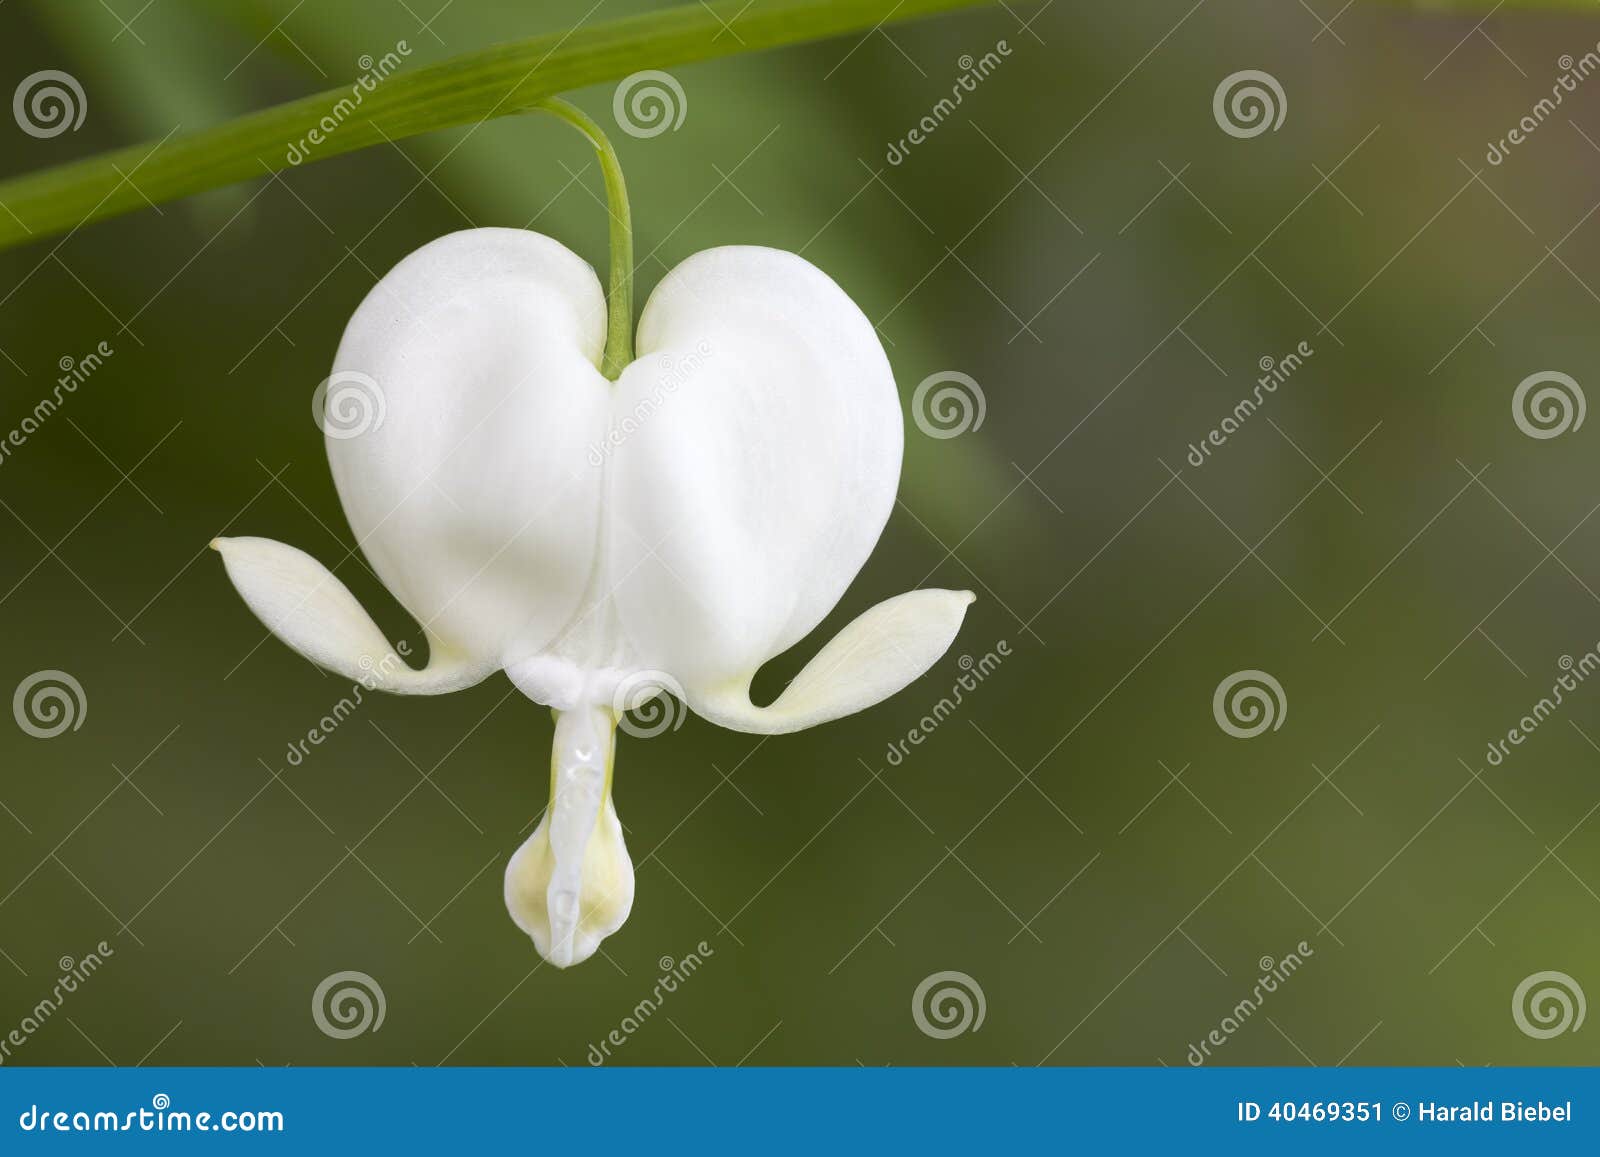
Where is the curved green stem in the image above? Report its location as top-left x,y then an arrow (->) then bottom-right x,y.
536,98 -> 633,380
0,0 -> 997,253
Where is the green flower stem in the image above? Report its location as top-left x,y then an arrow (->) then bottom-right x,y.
537,98 -> 633,380
0,0 -> 997,253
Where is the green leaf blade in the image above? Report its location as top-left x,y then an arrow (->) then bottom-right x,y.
0,0 -> 994,251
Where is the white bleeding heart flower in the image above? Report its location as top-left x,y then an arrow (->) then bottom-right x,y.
213,227 -> 973,967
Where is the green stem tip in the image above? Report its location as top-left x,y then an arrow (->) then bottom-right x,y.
537,98 -> 634,381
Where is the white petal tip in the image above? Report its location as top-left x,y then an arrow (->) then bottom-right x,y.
212,535 -> 488,695
692,587 -> 977,734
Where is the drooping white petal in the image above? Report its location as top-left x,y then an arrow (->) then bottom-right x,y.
690,589 -> 975,734
608,246 -> 904,689
326,227 -> 612,672
211,536 -> 492,693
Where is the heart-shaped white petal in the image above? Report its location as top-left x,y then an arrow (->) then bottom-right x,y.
215,228 -> 974,967
328,228 -> 612,672
608,246 -> 905,689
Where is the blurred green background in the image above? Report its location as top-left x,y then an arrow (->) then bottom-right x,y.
3,0 -> 1600,1067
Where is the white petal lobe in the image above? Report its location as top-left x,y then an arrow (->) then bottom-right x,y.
609,246 -> 904,688
690,589 -> 976,734
212,536 -> 491,694
327,228 -> 612,670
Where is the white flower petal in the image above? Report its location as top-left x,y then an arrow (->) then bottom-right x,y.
608,246 -> 903,689
327,227 -> 612,669
689,588 -> 975,734
212,536 -> 492,694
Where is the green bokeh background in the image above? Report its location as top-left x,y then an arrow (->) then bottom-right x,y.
3,0 -> 1600,1066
